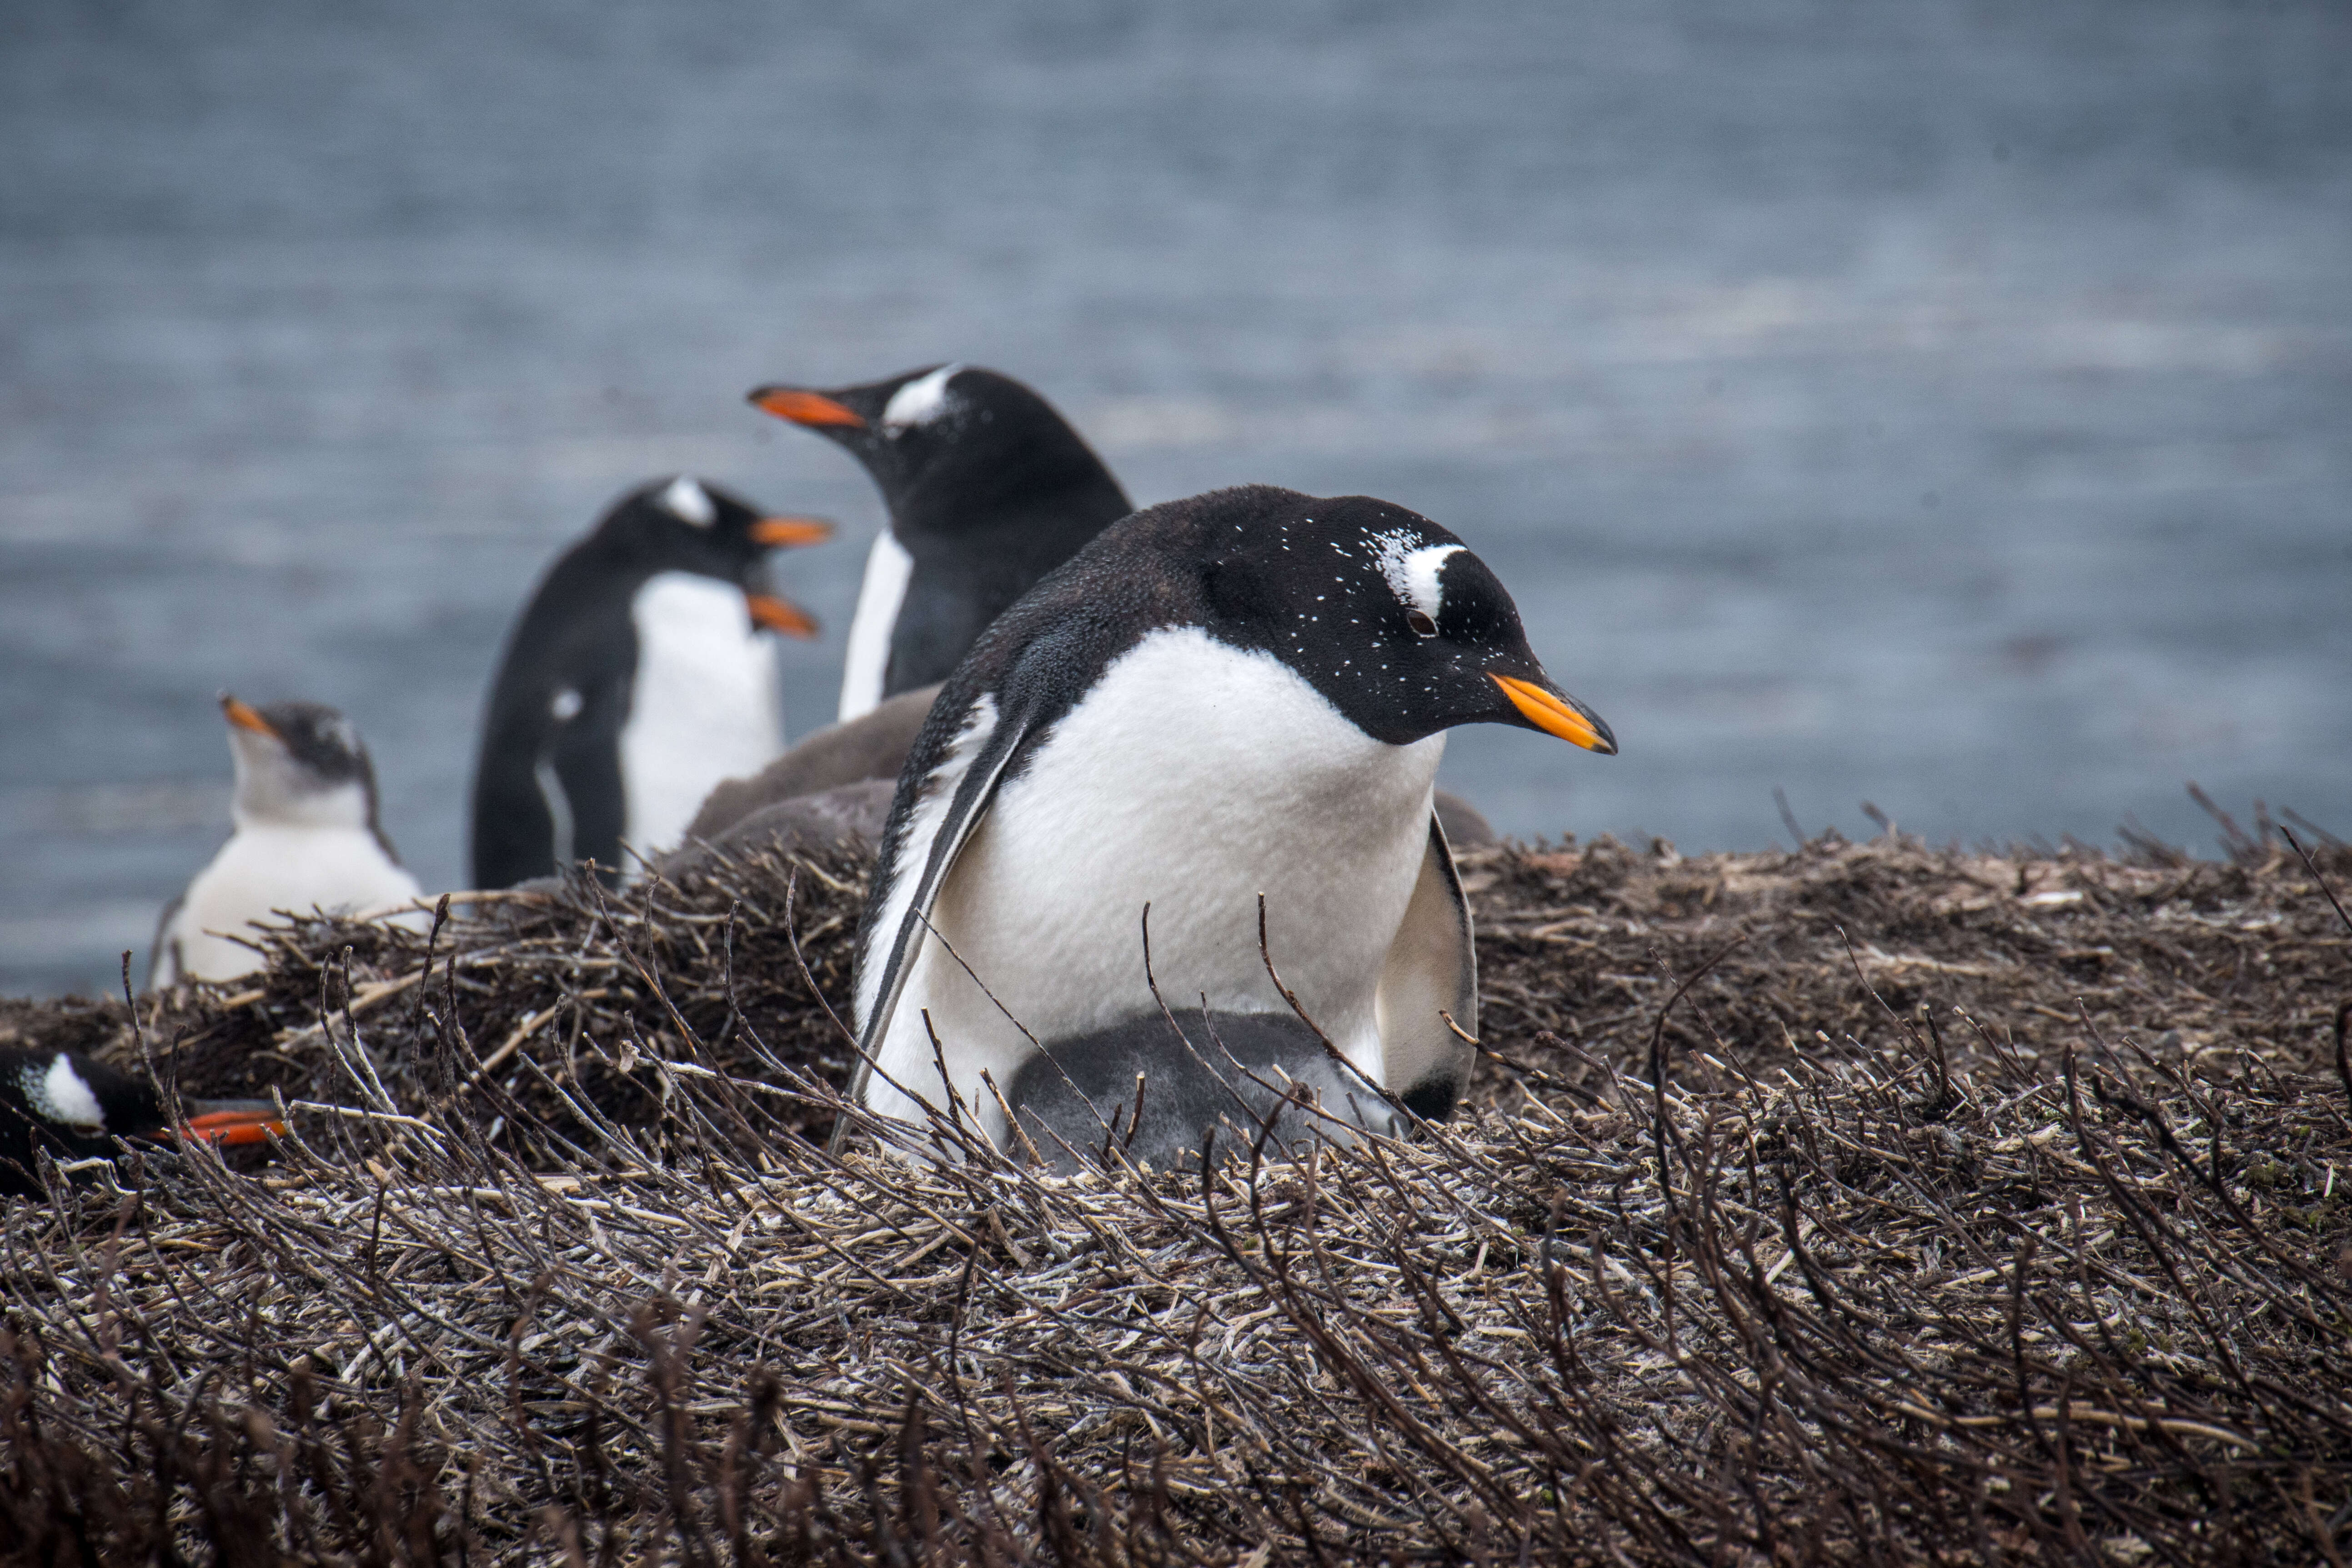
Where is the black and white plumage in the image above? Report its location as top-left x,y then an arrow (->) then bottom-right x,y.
748,366 -> 1131,723
847,484 -> 1615,1156
468,476 -> 831,889
0,1047 -> 282,1199
152,696 -> 422,987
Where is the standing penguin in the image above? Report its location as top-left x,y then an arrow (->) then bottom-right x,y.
153,696 -> 423,986
468,476 -> 831,888
847,484 -> 1614,1156
747,366 -> 1131,722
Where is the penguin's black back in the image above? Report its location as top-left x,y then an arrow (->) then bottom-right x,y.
470,541 -> 640,888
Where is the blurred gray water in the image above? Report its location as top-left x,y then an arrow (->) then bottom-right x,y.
3,0 -> 2348,997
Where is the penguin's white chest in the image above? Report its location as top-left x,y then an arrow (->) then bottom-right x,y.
160,824 -> 424,984
838,531 -> 915,723
870,629 -> 1443,1129
621,573 -> 786,855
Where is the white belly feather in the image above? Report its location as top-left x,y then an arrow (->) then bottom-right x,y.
621,573 -> 786,857
863,628 -> 1444,1135
159,825 -> 425,983
838,530 -> 915,723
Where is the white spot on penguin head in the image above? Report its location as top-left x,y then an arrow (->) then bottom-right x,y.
34,1054 -> 107,1128
658,475 -> 717,527
1369,532 -> 1463,626
550,687 -> 583,722
881,364 -> 961,431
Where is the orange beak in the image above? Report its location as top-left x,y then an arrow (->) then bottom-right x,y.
748,387 -> 867,428
179,1107 -> 286,1147
745,592 -> 820,639
749,515 -> 834,548
220,696 -> 276,737
1489,674 -> 1617,754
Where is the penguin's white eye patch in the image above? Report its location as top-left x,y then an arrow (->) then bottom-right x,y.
1370,533 -> 1462,625
882,363 -> 961,431
658,475 -> 717,527
36,1054 -> 105,1127
550,688 -> 584,722
1405,608 -> 1438,638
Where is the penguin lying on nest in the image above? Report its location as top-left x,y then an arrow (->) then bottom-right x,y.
0,1047 -> 283,1199
844,484 -> 1614,1163
152,696 -> 423,987
748,366 -> 1131,722
469,476 -> 831,888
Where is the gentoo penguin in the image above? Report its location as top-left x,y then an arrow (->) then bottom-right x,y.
846,484 -> 1614,1156
468,476 -> 831,888
0,1047 -> 283,1198
747,366 -> 1131,722
152,697 -> 423,987
1007,1010 -> 1390,1172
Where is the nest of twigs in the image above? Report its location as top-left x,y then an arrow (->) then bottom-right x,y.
3,827 -> 2350,1565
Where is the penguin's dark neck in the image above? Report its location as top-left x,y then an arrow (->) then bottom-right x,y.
892,447 -> 1130,557
506,537 -> 685,657
564,533 -> 676,595
875,465 -> 1132,697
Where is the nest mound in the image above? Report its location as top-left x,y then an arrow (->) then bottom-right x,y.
3,833 -> 2349,1564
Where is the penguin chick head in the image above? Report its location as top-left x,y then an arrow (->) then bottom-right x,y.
1183,487 -> 1617,753
746,366 -> 1119,533
219,696 -> 383,830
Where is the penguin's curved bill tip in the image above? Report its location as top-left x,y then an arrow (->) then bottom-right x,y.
749,515 -> 834,548
179,1107 -> 286,1147
745,591 -> 821,639
219,695 -> 276,737
748,386 -> 867,429
1490,673 -> 1616,755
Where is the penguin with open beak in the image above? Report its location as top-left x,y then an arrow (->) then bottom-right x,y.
747,366 -> 1131,724
468,476 -> 832,888
0,1047 -> 285,1198
152,696 -> 423,987
845,484 -> 1614,1159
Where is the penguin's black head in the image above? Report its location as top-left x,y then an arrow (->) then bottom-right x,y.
593,476 -> 831,636
1186,487 -> 1617,753
0,1047 -> 287,1196
221,694 -> 391,829
746,366 -> 1126,539
5,1049 -> 162,1137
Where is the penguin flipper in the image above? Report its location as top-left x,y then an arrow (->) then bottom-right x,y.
470,727 -> 557,888
546,694 -> 628,879
1372,812 -> 1478,1123
844,691 -> 1033,1124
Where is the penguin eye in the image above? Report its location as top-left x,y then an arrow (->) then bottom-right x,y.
1405,608 -> 1439,639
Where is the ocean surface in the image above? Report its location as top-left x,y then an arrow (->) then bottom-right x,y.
3,0 -> 2348,997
